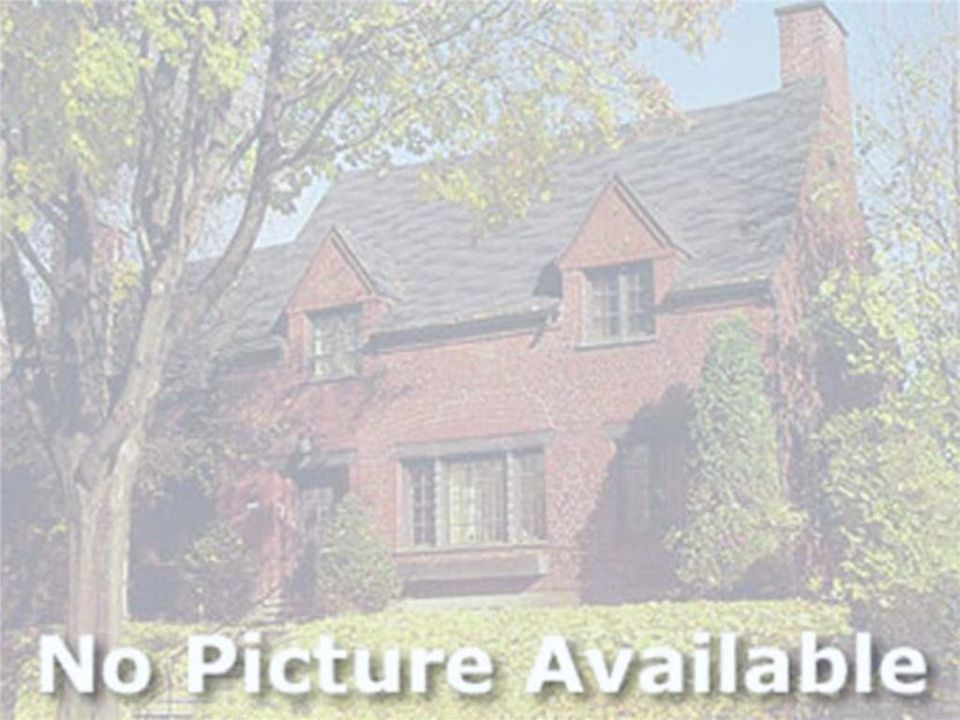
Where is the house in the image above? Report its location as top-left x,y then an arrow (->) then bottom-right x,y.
198,2 -> 863,608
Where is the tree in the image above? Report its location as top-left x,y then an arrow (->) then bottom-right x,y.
672,318 -> 804,595
819,411 -> 960,660
0,3 -> 728,717
817,11 -> 959,464
814,10 -> 960,660
315,494 -> 402,616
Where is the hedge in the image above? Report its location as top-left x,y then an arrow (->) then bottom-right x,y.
13,600 -> 856,719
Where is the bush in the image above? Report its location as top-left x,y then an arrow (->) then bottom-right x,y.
671,318 -> 804,594
315,494 -> 401,615
180,521 -> 257,622
820,409 -> 960,662
10,601 -> 852,720
212,601 -> 846,719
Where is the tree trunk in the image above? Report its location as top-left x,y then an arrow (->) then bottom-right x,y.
59,429 -> 142,720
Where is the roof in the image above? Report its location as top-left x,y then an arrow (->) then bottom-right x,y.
197,79 -> 824,362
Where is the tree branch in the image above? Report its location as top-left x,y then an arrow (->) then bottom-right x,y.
10,226 -> 57,298
0,232 -> 64,481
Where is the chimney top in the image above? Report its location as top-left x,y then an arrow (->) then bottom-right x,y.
775,1 -> 850,128
775,2 -> 847,38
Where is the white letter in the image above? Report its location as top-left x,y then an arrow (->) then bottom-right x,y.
270,648 -> 311,695
355,647 -> 401,694
718,633 -> 738,693
583,647 -> 634,693
799,632 -> 847,694
243,631 -> 262,693
854,632 -> 873,693
447,647 -> 493,695
102,647 -> 151,695
692,632 -> 712,693
409,648 -> 445,693
880,647 -> 927,695
188,635 -> 237,693
525,636 -> 583,694
638,647 -> 683,694
744,647 -> 789,694
314,636 -> 348,694
40,635 -> 94,694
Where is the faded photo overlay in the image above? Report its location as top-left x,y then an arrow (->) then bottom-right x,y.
1,2 -> 958,719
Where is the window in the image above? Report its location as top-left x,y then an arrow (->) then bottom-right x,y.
309,306 -> 361,379
405,460 -> 437,547
617,441 -> 656,541
401,449 -> 546,548
447,455 -> 507,544
513,450 -> 546,542
294,465 -> 348,542
616,440 -> 686,542
587,262 -> 655,342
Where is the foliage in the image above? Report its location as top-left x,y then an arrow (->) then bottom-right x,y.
818,411 -> 960,660
816,21 -> 959,464
672,318 -> 805,594
1,8 -> 731,717
812,14 -> 960,661
315,495 -> 401,616
10,600 -> 850,720
1,1 -> 730,235
180,521 -> 257,623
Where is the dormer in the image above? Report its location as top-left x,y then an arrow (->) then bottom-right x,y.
283,226 -> 394,380
557,177 -> 686,347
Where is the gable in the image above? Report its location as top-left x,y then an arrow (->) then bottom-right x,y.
557,178 -> 686,272
285,228 -> 378,316
185,80 -> 824,363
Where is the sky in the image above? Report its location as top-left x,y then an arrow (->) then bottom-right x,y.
258,0 -> 956,247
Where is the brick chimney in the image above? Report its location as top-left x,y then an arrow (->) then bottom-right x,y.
775,2 -> 850,131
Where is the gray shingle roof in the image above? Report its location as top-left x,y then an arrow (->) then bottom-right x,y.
203,79 -> 824,359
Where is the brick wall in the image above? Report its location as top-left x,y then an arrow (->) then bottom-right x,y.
219,231 -> 777,601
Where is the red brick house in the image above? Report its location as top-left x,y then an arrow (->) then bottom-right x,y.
199,2 -> 862,607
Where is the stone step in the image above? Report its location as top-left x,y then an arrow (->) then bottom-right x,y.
134,588 -> 291,719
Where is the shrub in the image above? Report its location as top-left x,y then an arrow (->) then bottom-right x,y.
11,601 -> 852,720
820,409 -> 960,662
180,521 -> 256,622
315,494 -> 401,615
212,601 -> 847,719
671,318 -> 804,594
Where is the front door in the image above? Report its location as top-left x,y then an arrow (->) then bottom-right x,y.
290,465 -> 347,608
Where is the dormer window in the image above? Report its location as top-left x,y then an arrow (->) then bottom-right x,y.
586,261 -> 655,343
309,305 -> 361,379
